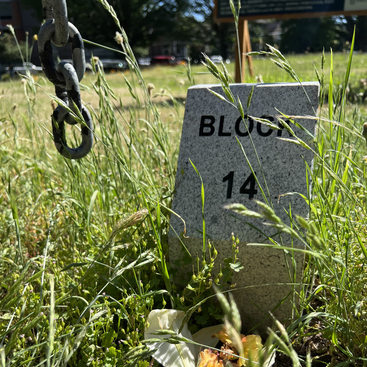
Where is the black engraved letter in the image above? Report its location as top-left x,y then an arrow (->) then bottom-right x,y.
199,115 -> 215,136
218,115 -> 231,136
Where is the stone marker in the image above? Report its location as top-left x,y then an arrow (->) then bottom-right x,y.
169,82 -> 320,332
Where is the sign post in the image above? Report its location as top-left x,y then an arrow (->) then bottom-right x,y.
235,19 -> 254,83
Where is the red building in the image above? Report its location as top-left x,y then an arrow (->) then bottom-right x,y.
0,0 -> 39,40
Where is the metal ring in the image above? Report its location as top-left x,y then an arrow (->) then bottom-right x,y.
38,20 -> 85,88
52,105 -> 93,159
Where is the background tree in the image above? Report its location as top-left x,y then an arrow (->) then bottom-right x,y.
344,16 -> 367,51
209,20 -> 235,60
66,0 -> 211,54
10,1 -> 367,59
20,0 -> 42,19
16,0 -> 212,53
280,17 -> 346,53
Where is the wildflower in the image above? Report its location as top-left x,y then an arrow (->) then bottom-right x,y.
219,345 -> 237,361
198,349 -> 224,367
213,329 -> 233,347
214,327 -> 263,366
145,310 -> 265,367
241,335 -> 262,365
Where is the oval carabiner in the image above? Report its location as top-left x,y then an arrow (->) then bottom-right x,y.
50,61 -> 93,159
39,0 -> 92,159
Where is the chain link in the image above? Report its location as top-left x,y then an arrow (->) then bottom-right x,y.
41,0 -> 69,47
39,0 -> 93,159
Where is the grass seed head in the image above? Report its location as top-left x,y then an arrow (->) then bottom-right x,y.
114,31 -> 124,46
147,83 -> 155,96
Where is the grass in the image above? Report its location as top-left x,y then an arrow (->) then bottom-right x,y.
0,28 -> 366,366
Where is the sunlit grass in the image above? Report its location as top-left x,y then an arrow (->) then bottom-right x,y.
0,45 -> 366,366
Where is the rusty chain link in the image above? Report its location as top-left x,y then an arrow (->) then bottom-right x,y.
39,0 -> 93,159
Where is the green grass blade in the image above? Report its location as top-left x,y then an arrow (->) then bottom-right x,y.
189,159 -> 206,256
328,49 -> 333,122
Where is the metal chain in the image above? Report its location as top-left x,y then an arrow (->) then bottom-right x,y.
39,0 -> 93,159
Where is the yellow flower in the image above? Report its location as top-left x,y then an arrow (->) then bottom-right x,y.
213,329 -> 234,347
219,345 -> 237,361
239,335 -> 263,366
213,327 -> 263,367
198,349 -> 224,367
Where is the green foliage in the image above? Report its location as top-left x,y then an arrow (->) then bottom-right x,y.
66,0 -> 211,55
280,17 -> 347,53
20,0 -> 42,19
0,33 -> 27,65
344,15 -> 367,51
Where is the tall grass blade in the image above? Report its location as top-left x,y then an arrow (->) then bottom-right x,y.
328,49 -> 333,122
189,159 -> 206,256
339,27 -> 356,121
47,275 -> 55,367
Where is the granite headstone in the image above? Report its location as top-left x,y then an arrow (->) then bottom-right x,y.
169,82 -> 320,331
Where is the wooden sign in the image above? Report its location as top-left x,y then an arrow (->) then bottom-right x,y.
215,0 -> 367,21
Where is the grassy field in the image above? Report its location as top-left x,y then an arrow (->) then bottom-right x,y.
0,45 -> 366,367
